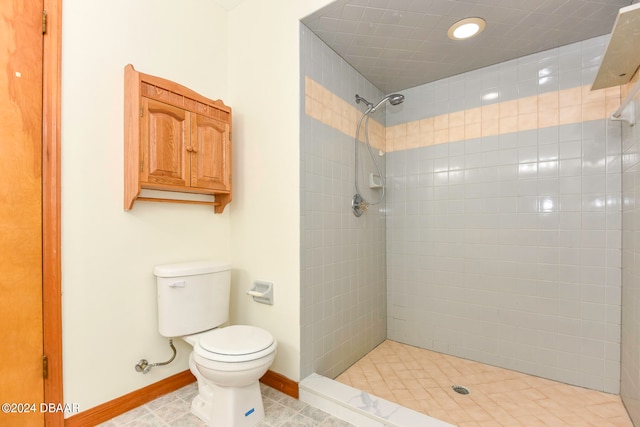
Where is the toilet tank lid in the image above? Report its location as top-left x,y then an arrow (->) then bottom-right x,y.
154,260 -> 231,277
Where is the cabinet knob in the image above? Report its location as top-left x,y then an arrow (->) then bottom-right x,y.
186,146 -> 193,152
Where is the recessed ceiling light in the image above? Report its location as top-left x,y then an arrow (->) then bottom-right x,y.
447,17 -> 486,40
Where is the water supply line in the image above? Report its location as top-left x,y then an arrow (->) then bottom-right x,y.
352,93 -> 405,217
135,338 -> 177,374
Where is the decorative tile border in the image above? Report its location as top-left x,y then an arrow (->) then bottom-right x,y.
305,75 -> 621,153
304,76 -> 385,151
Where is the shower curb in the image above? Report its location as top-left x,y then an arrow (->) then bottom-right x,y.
299,373 -> 454,427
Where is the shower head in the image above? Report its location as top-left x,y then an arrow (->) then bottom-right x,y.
371,93 -> 405,112
388,94 -> 405,105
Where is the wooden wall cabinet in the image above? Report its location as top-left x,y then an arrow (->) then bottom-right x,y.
124,64 -> 232,213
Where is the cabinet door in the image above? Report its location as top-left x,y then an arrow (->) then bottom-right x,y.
141,98 -> 189,188
190,114 -> 231,191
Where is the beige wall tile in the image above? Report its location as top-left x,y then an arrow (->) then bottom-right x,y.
482,104 -> 499,120
305,95 -> 312,116
518,112 -> 538,131
560,87 -> 582,107
309,97 -> 322,121
538,108 -> 559,128
582,101 -> 606,122
434,114 -> 449,130
466,107 -> 482,125
518,96 -> 538,115
420,128 -> 434,147
407,120 -> 420,137
322,106 -> 333,127
482,104 -> 500,137
450,125 -> 465,142
450,111 -> 465,127
395,135 -> 409,151
500,115 -> 518,134
538,92 -> 559,111
420,117 -> 434,132
391,123 -> 407,139
465,122 -> 482,140
406,134 -> 419,150
482,118 -> 500,137
434,128 -> 449,145
559,105 -> 581,124
339,115 -> 351,138
583,86 -> 605,104
500,100 -> 519,118
387,137 -> 397,152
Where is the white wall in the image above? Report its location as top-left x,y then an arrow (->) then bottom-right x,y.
226,0 -> 334,382
61,0 -> 335,414
61,0 -> 230,413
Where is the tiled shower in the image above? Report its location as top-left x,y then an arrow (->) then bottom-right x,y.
385,36 -> 622,394
300,24 -> 388,380
300,21 -> 640,425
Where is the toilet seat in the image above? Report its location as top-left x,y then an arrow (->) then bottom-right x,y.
194,325 -> 275,363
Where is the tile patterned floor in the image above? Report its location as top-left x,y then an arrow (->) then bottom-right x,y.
98,382 -> 353,427
336,340 -> 633,427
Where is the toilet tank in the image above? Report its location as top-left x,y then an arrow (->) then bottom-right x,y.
154,260 -> 231,337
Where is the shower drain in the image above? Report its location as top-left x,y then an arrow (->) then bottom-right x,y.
452,385 -> 470,395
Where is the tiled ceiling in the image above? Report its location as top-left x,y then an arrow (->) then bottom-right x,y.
301,0 -> 633,93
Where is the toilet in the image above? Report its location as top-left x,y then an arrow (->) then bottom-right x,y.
154,260 -> 277,427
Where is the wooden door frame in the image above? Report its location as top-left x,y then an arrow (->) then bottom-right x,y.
43,0 -> 63,425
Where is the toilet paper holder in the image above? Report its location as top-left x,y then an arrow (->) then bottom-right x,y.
247,280 -> 274,305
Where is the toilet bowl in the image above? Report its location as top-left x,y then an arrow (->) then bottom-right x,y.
184,325 -> 277,427
154,261 -> 277,427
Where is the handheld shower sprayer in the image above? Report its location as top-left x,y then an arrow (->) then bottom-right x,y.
352,92 -> 405,217
371,93 -> 405,112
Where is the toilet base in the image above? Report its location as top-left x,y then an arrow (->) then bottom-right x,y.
191,381 -> 265,427
188,351 -> 266,427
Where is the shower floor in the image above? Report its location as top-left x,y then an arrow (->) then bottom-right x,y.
336,340 -> 632,427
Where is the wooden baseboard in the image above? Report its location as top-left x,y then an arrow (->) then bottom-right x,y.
64,369 -> 298,426
64,370 -> 196,427
260,370 -> 299,399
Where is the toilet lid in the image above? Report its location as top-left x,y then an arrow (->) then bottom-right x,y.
199,325 -> 274,356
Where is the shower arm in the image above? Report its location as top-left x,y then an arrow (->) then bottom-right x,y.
355,94 -> 373,110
